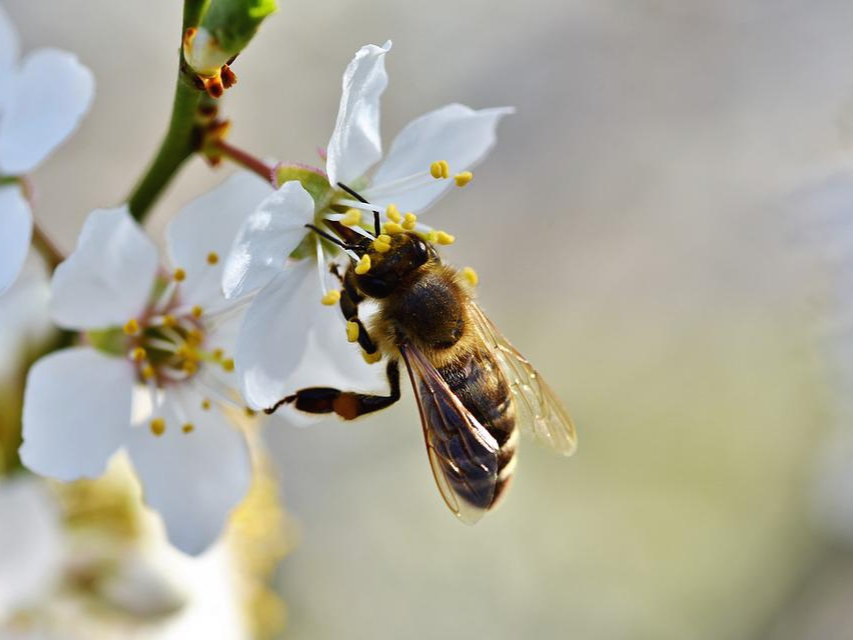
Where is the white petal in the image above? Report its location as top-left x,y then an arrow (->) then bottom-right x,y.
0,184 -> 32,295
168,171 -> 273,307
0,48 -> 94,174
366,104 -> 514,212
126,390 -> 252,556
222,181 -> 315,299
0,255 -> 51,378
235,260 -> 316,410
0,3 -> 20,113
0,477 -> 63,617
325,41 -> 392,187
50,206 -> 158,330
20,347 -> 134,481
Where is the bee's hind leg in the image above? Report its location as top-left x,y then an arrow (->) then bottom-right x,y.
264,360 -> 401,419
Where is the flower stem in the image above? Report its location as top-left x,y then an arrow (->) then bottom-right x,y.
210,138 -> 277,184
126,0 -> 213,221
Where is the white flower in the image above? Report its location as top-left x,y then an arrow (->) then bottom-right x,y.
20,172 -> 271,555
0,3 -> 94,295
0,476 -> 64,622
223,41 -> 512,411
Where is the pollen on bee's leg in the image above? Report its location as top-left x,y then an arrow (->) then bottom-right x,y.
362,350 -> 382,365
355,254 -> 371,275
462,266 -> 479,286
346,321 -> 360,343
321,289 -> 341,306
150,418 -> 166,436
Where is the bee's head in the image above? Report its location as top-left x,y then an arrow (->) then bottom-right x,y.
355,232 -> 436,298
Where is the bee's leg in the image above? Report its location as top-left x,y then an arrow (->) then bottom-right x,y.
264,360 -> 401,419
339,268 -> 379,356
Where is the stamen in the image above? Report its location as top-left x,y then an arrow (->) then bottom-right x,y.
321,290 -> 341,306
346,321 -> 360,343
436,231 -> 455,245
430,160 -> 450,180
162,315 -> 179,328
245,407 -> 257,418
372,238 -> 391,253
201,398 -> 212,411
206,251 -> 219,265
462,266 -> 479,286
315,237 -> 329,295
386,204 -> 402,223
340,208 -> 362,227
130,347 -> 147,362
173,267 -> 187,282
192,305 -> 203,318
141,364 -> 156,380
402,212 -> 418,231
123,319 -> 140,336
454,171 -> 473,187
221,358 -> 235,372
355,254 -> 371,275
182,423 -> 195,434
150,418 -> 166,436
383,222 -> 404,235
335,199 -> 382,213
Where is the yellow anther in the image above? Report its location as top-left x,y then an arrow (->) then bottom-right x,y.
321,290 -> 341,306
150,418 -> 166,436
362,350 -> 382,365
206,251 -> 219,265
141,365 -> 155,380
182,423 -> 195,434
346,321 -> 360,343
245,407 -> 257,418
436,231 -> 455,245
182,360 -> 199,375
454,171 -> 473,187
201,399 -> 212,411
191,305 -> 203,318
341,208 -> 362,227
355,254 -> 371,275
430,161 -> 444,179
222,358 -> 235,372
187,328 -> 204,346
386,204 -> 402,223
173,267 -> 187,282
439,160 -> 450,179
383,222 -> 404,235
163,315 -> 178,328
462,266 -> 479,286
402,212 -> 418,231
377,234 -> 392,244
425,230 -> 439,243
123,319 -> 140,336
372,240 -> 391,253
212,348 -> 224,361
130,347 -> 147,362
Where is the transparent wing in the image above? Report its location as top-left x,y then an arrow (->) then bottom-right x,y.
399,343 -> 499,524
469,303 -> 578,456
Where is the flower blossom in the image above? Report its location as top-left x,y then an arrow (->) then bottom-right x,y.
223,41 -> 513,411
0,2 -> 94,294
20,172 -> 271,555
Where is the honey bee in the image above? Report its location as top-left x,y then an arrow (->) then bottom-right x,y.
266,186 -> 577,522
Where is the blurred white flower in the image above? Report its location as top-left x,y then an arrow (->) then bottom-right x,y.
0,2 -> 94,294
0,476 -> 63,622
20,173 -> 270,555
0,255 -> 51,379
223,41 -> 512,410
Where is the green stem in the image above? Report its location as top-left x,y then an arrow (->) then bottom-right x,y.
126,0 -> 212,221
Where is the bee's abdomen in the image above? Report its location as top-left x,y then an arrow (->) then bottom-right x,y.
438,350 -> 518,509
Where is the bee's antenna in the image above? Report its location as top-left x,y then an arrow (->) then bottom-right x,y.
337,182 -> 381,237
304,224 -> 362,253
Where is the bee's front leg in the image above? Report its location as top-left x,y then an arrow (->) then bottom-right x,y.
338,267 -> 379,357
264,360 -> 401,419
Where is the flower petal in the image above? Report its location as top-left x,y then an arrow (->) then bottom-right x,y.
235,259 -> 315,410
126,390 -> 252,556
0,477 -> 63,617
168,171 -> 273,307
222,181 -> 315,299
0,48 -> 94,174
365,104 -> 514,212
50,206 -> 158,330
0,3 -> 20,113
325,41 -> 392,187
20,347 -> 134,481
0,184 -> 32,295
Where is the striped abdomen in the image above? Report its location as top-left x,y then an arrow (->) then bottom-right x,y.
435,347 -> 518,509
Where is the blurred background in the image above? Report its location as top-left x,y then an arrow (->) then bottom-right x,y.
6,0 -> 853,638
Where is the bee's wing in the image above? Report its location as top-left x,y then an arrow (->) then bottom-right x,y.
398,343 -> 499,524
469,303 -> 578,456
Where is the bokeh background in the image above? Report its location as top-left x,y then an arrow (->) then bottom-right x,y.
6,0 -> 853,638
